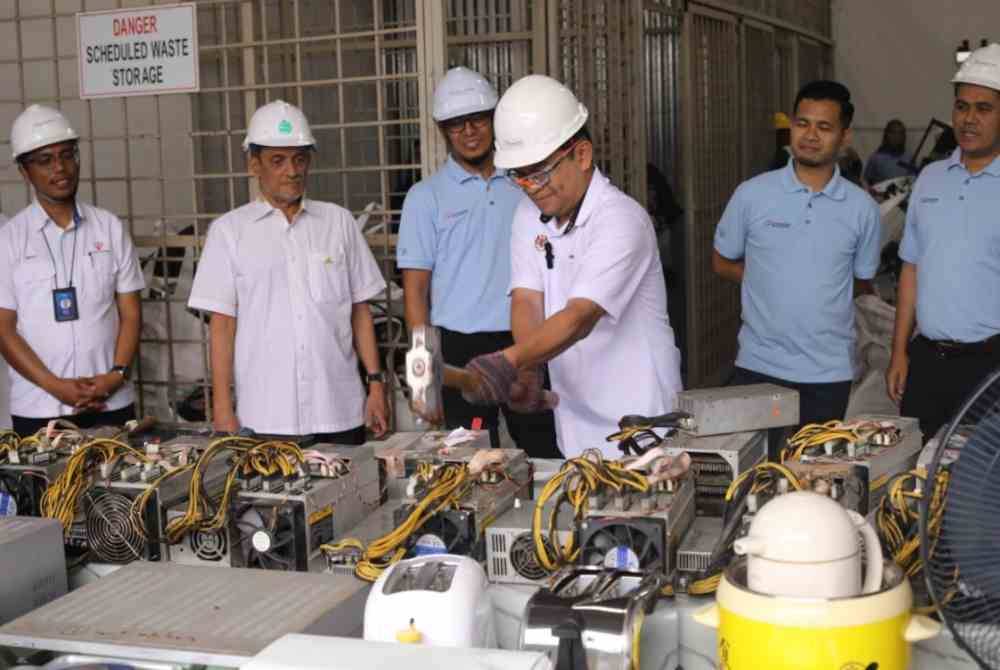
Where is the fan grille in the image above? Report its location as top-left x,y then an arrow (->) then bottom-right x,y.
189,526 -> 227,562
85,490 -> 148,564
509,532 -> 552,582
922,366 -> 1000,668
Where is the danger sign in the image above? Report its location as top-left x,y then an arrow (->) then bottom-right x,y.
77,3 -> 199,99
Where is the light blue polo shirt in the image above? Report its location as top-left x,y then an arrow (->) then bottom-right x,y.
714,160 -> 881,382
397,155 -> 524,333
899,149 -> 1000,342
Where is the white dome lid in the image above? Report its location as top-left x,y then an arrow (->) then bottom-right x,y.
735,491 -> 860,563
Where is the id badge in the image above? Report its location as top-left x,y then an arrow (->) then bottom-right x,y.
52,287 -> 79,322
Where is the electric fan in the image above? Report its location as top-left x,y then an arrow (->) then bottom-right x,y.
920,366 -> 1000,669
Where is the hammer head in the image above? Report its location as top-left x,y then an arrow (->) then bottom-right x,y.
405,325 -> 444,423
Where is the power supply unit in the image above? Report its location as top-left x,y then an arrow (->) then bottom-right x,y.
228,444 -> 380,571
663,430 -> 767,515
782,414 -> 923,517
675,516 -> 725,575
676,384 -> 800,436
0,562 -> 370,667
576,473 -> 696,576
393,448 -> 532,561
485,499 -> 573,586
0,516 -> 67,624
0,456 -> 67,517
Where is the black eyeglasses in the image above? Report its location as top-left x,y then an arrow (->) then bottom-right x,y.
24,147 -> 79,169
441,111 -> 492,135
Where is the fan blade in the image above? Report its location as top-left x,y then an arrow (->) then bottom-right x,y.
271,532 -> 294,549
637,531 -> 655,563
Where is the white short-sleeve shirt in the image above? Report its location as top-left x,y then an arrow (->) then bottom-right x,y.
0,214 -> 10,429
188,198 -> 386,435
509,169 -> 683,458
0,201 -> 145,419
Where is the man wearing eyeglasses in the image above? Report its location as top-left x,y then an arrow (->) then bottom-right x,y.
188,101 -> 388,443
0,105 -> 144,436
450,75 -> 682,458
398,67 -> 558,457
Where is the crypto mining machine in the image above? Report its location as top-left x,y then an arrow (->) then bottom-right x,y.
391,446 -> 533,561
216,443 -> 380,571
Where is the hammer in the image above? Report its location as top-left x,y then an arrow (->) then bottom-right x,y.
405,325 -> 480,423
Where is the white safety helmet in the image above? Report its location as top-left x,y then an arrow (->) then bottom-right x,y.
11,104 -> 79,160
432,66 -> 498,123
493,75 -> 588,170
952,42 -> 1000,92
243,100 -> 316,151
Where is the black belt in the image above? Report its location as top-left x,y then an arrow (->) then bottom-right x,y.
916,334 -> 1000,358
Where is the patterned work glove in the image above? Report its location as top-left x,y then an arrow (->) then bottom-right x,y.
462,351 -> 519,406
507,366 -> 559,413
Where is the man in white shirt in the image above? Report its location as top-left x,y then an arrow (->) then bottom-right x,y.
454,75 -> 684,457
0,214 -> 11,430
0,106 -> 144,436
188,101 -> 388,443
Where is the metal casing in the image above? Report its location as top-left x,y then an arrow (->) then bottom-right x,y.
228,445 -> 380,570
78,456 -> 229,563
676,516 -> 725,574
578,474 -> 696,576
0,516 -> 67,624
677,384 -> 800,436
665,430 -> 767,513
0,457 -> 67,517
783,414 -> 923,518
0,562 -> 370,667
395,449 -> 532,560
485,500 -> 573,585
521,567 -> 667,670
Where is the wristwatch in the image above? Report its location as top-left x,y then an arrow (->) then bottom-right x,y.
365,371 -> 387,385
111,365 -> 131,381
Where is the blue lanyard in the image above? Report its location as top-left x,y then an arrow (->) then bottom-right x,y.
40,207 -> 81,289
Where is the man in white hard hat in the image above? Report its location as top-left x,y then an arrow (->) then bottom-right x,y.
188,101 -> 388,442
448,75 -> 682,458
0,105 -> 145,436
887,43 -> 1000,440
398,66 -> 558,457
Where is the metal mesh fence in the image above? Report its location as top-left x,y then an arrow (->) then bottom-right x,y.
680,0 -> 832,387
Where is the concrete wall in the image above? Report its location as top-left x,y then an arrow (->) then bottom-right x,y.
832,0 -> 1000,163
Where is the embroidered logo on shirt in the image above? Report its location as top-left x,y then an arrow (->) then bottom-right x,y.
919,196 -> 940,203
94,241 -> 105,251
445,209 -> 469,220
765,220 -> 791,229
534,234 -> 549,251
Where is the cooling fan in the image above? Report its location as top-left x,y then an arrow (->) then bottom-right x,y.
508,532 -> 552,582
578,518 -> 664,572
921,366 -> 1000,669
408,510 -> 476,557
83,489 -> 150,564
188,524 -> 228,562
231,504 -> 300,570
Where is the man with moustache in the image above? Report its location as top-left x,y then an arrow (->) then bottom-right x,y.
713,81 -> 881,426
398,67 -> 558,457
0,105 -> 144,435
887,43 -> 1000,440
432,75 -> 682,458
188,101 -> 387,443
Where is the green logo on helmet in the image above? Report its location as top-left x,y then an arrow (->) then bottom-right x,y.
278,120 -> 293,134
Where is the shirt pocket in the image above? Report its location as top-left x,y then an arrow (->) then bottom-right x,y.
306,248 -> 349,304
80,249 -> 116,308
13,260 -> 55,318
